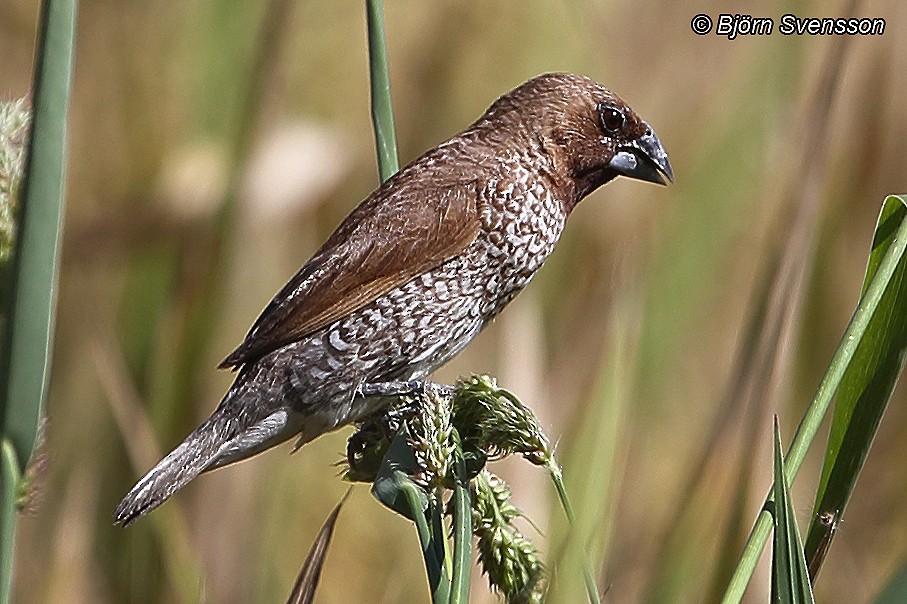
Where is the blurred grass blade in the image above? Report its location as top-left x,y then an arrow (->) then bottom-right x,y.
804,195 -> 907,577
873,556 -> 907,604
163,0 -> 294,439
547,460 -> 602,604
770,418 -> 814,603
0,0 -> 76,601
366,0 -> 399,182
722,195 -> 907,603
542,287 -> 633,604
547,293 -> 637,604
287,489 -> 351,604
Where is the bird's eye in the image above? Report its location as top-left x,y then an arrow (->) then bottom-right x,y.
599,105 -> 626,135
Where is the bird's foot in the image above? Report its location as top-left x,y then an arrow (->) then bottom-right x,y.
347,380 -> 456,481
355,380 -> 454,436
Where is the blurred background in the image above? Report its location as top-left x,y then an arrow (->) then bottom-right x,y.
2,0 -> 906,601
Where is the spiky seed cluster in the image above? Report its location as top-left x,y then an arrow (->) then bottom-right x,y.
0,98 -> 30,269
407,385 -> 455,488
472,470 -> 545,604
341,378 -> 555,601
453,375 -> 552,466
343,375 -> 555,483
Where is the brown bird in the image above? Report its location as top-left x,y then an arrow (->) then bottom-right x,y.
114,72 -> 672,525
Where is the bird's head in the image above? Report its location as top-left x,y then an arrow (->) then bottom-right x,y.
477,73 -> 673,205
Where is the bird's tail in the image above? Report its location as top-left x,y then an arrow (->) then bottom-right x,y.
113,412 -> 233,526
114,387 -> 296,526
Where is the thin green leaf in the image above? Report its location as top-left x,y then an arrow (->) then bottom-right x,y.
0,1 -> 76,601
804,195 -> 907,577
286,489 -> 351,604
722,195 -> 907,603
429,488 -> 448,581
0,441 -> 19,604
365,0 -> 399,182
0,0 -> 76,484
771,418 -> 814,603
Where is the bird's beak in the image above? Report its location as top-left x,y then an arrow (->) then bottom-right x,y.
608,125 -> 673,186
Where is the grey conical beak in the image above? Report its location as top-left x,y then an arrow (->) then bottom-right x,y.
608,125 -> 673,186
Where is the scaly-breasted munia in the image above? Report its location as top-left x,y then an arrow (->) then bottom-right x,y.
115,72 -> 672,525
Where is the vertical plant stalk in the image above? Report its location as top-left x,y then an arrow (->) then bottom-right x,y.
365,0 -> 399,182
721,200 -> 907,603
0,443 -> 19,604
449,430 -> 472,604
365,0 -> 464,600
430,489 -> 448,578
0,0 -> 77,601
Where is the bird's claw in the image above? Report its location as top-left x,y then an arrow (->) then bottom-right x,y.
356,380 -> 453,399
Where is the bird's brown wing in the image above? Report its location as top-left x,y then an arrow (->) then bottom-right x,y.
219,176 -> 482,369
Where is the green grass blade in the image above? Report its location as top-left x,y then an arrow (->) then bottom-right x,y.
161,0 -> 294,438
430,488 -> 448,580
771,418 -> 815,603
803,195 -> 907,576
0,441 -> 20,604
417,497 -> 450,603
0,0 -> 76,479
873,556 -> 907,604
365,0 -> 399,182
547,296 -> 635,604
722,195 -> 907,602
0,0 -> 77,600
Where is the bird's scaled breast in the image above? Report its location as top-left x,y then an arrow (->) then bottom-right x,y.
474,170 -> 567,318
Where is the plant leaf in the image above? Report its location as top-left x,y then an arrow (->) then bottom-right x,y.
0,0 -> 76,600
286,489 -> 350,604
371,426 -> 427,520
804,195 -> 907,577
0,0 -> 76,489
449,429 -> 472,604
770,418 -> 814,603
722,195 -> 907,603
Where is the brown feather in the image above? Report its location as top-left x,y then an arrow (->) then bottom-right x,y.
220,159 -> 482,369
